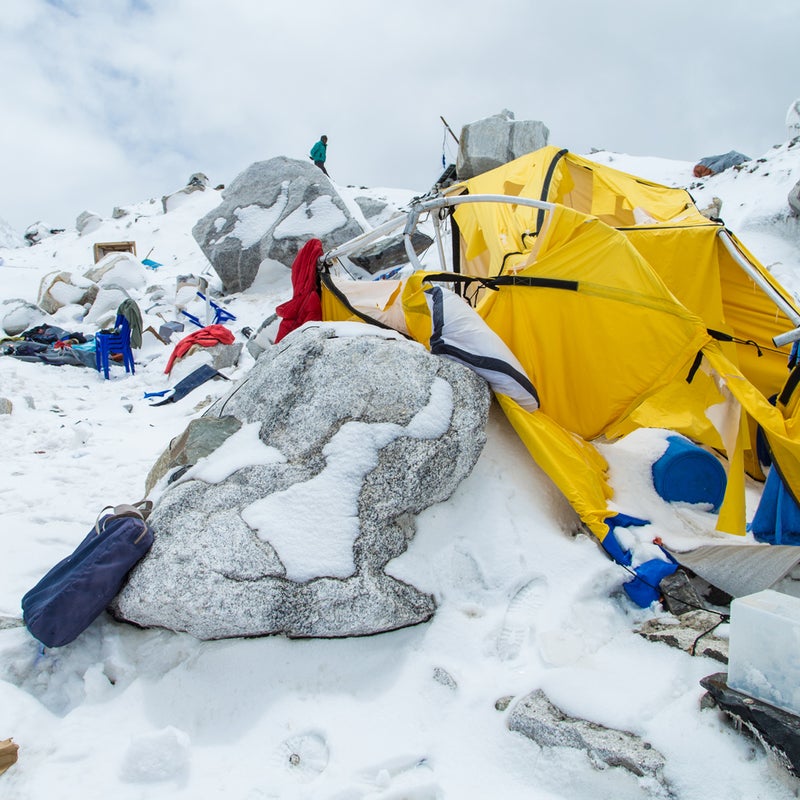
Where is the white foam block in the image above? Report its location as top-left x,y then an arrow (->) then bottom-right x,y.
728,589 -> 800,716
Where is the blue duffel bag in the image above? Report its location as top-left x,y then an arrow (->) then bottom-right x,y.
21,503 -> 154,648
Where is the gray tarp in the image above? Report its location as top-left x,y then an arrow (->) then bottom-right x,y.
671,544 -> 800,598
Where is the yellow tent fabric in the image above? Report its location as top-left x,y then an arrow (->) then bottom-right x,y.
451,148 -> 800,481
474,206 -> 713,440
450,149 -> 797,389
320,147 -> 800,545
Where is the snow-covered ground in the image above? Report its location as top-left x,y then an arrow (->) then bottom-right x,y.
1,141 -> 799,799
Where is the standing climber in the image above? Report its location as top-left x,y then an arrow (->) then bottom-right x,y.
310,135 -> 329,176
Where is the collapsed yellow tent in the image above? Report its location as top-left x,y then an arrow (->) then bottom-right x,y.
319,147 -> 800,557
451,146 -> 799,411
448,148 -> 800,506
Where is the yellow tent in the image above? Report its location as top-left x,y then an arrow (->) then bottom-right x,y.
319,147 -> 800,560
450,147 -> 800,412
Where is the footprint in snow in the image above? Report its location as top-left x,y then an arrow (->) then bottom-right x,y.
496,574 -> 548,661
278,732 -> 329,781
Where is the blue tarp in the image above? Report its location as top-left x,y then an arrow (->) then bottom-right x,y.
750,467 -> 800,545
696,150 -> 750,175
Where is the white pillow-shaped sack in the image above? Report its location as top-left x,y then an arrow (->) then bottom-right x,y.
425,285 -> 539,412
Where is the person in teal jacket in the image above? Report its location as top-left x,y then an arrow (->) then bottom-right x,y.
310,135 -> 329,176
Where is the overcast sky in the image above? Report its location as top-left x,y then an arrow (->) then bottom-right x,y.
2,0 -> 798,233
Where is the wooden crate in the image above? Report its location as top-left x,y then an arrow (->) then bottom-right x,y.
93,241 -> 137,263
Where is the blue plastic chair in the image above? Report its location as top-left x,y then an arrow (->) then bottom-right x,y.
198,292 -> 237,324
180,292 -> 236,328
95,314 -> 135,379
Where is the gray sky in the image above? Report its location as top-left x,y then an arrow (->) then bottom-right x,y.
2,0 -> 798,232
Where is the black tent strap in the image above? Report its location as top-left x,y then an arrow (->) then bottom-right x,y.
707,328 -> 764,358
538,148 -> 569,230
491,275 -> 579,291
496,233 -> 539,278
686,351 -> 703,384
420,272 -> 579,293
418,272 -> 500,292
688,329 -> 783,382
779,364 -> 800,408
499,250 -> 522,275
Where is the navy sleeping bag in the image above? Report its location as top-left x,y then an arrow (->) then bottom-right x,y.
21,509 -> 154,648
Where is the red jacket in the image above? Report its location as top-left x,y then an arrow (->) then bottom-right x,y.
165,324 -> 235,374
274,239 -> 323,343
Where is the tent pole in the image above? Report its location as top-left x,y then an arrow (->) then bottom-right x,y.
716,229 -> 800,347
403,204 -> 425,271
432,211 -> 448,271
322,214 -> 409,262
440,116 -> 459,144
326,193 -> 556,275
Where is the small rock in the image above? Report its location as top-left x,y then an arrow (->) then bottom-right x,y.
636,609 -> 729,663
495,695 -> 513,712
508,689 -> 670,789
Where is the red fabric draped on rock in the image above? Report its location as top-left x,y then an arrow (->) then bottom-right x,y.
164,324 -> 235,374
274,238 -> 324,343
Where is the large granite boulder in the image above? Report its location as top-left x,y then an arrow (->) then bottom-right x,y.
456,109 -> 549,180
112,324 -> 491,639
192,157 -> 366,294
349,231 -> 434,275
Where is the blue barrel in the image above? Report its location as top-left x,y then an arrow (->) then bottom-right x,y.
651,435 -> 727,511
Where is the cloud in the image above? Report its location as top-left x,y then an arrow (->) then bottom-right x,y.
2,0 -> 799,232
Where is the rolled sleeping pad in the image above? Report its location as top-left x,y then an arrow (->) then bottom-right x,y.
651,434 -> 727,511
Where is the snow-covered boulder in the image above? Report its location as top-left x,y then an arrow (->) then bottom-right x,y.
112,324 -> 491,639
354,195 -> 391,225
76,211 -> 103,236
456,109 -> 549,180
1,298 -> 45,336
24,221 -> 62,246
83,286 -> 130,327
84,253 -> 147,291
162,174 -> 208,213
349,231 -> 434,275
36,271 -> 98,315
192,157 -> 366,294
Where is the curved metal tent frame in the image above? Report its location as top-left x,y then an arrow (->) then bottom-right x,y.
323,191 -> 800,348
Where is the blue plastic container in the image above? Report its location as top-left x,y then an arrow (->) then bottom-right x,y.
651,435 -> 727,511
